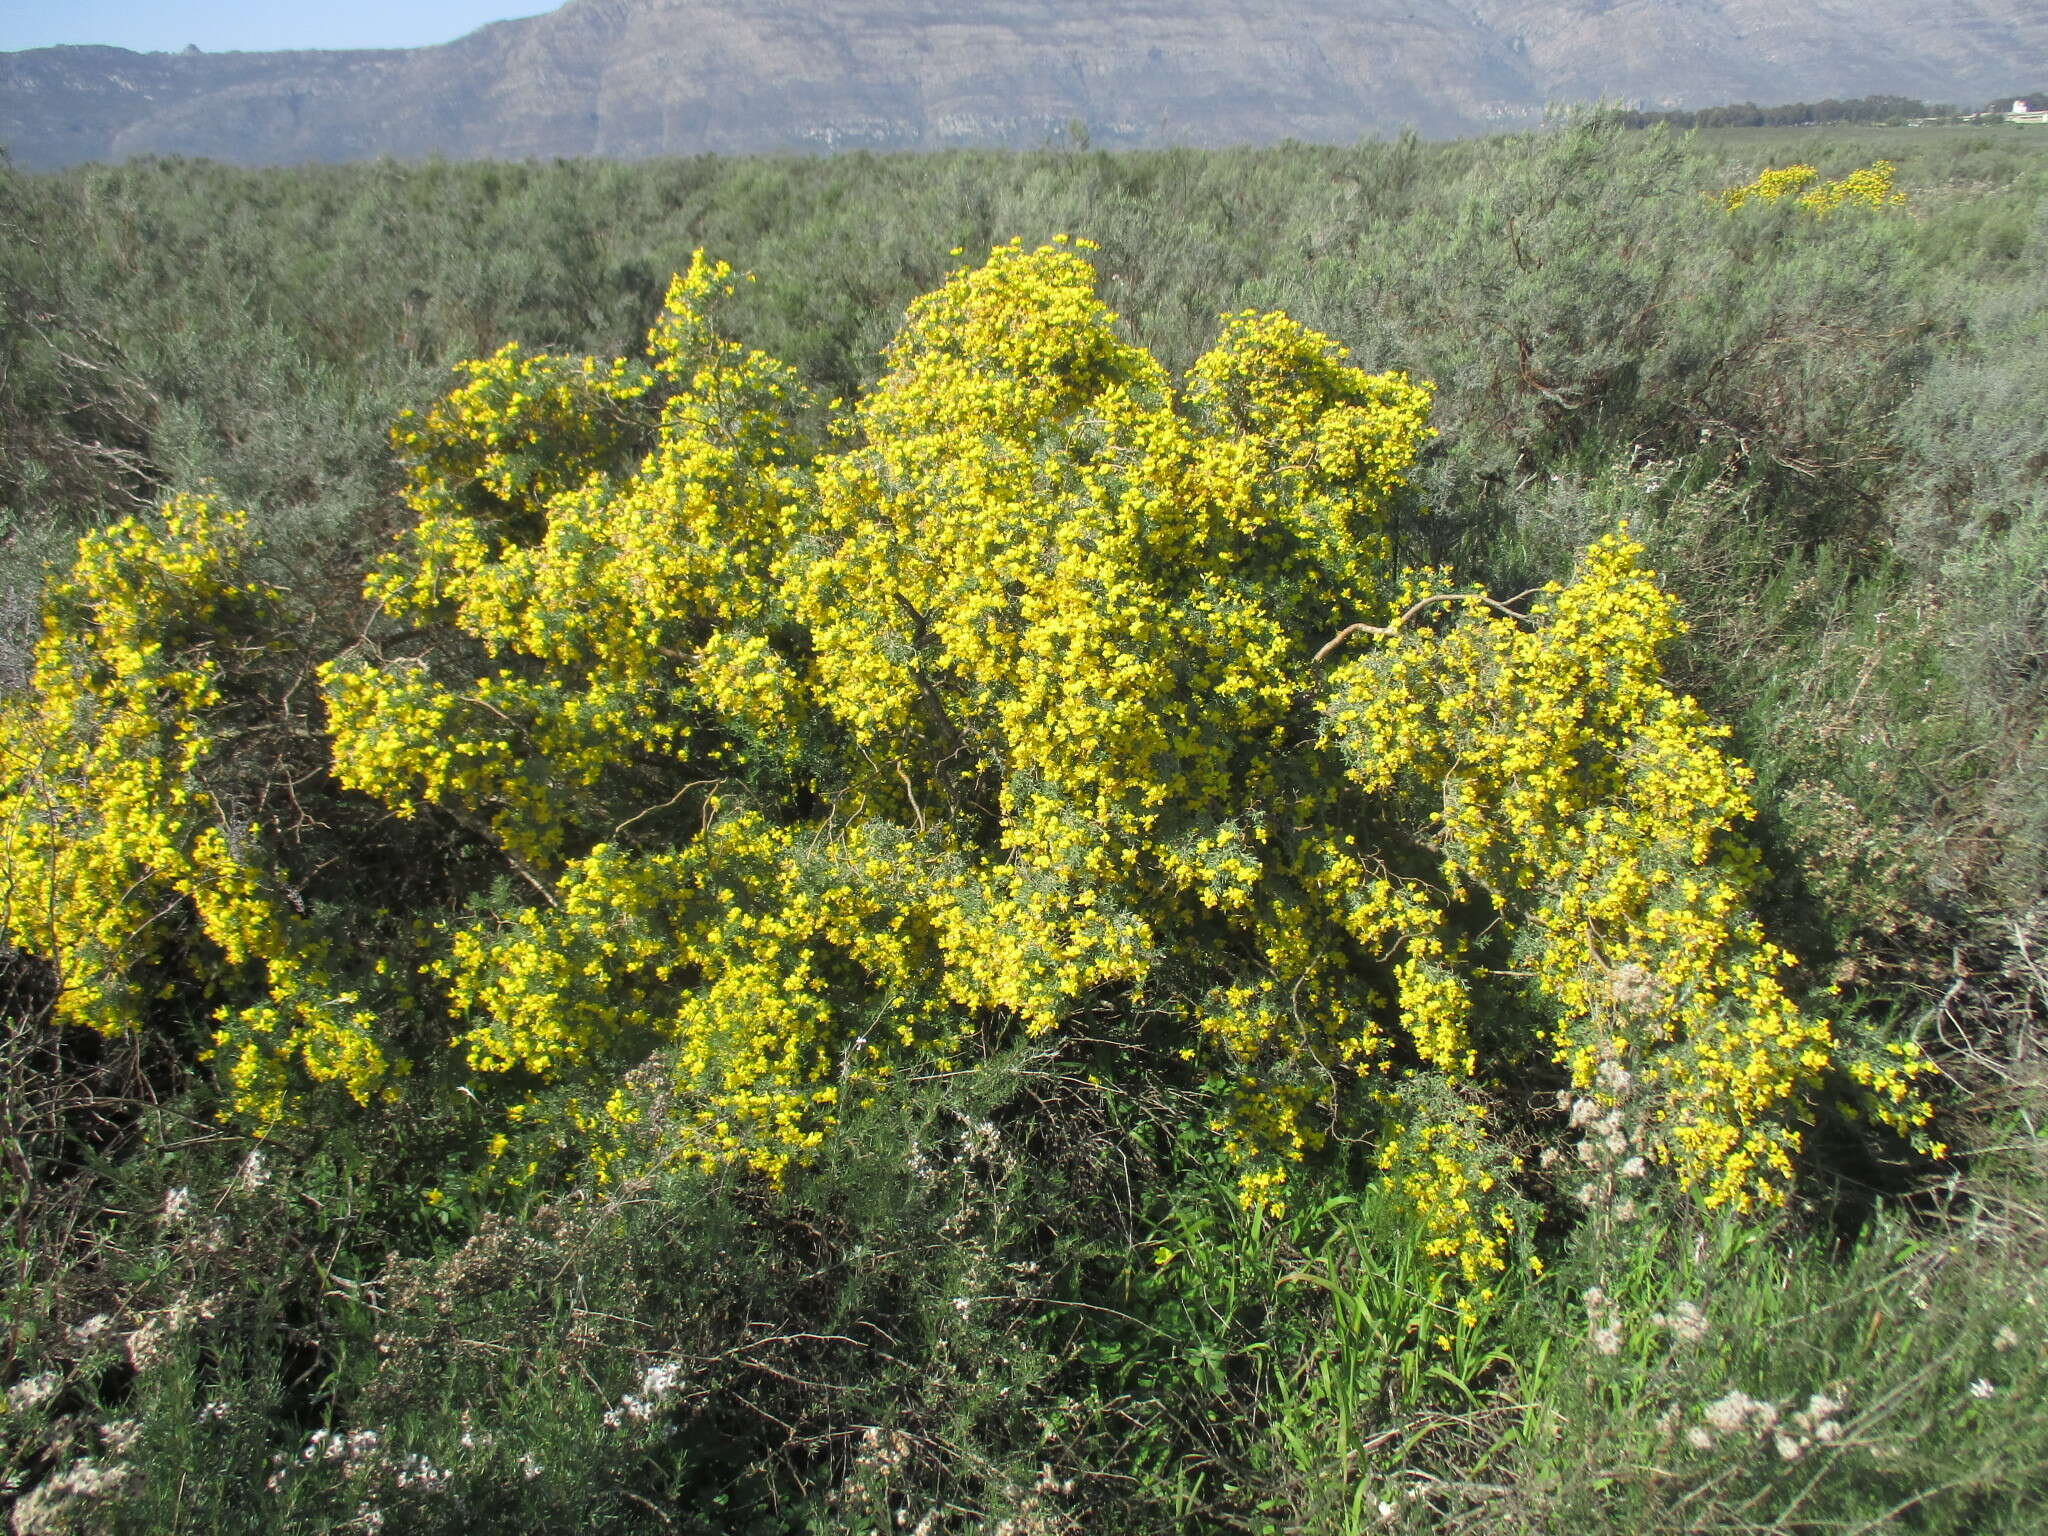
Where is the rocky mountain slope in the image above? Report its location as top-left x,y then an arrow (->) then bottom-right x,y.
4,0 -> 2043,169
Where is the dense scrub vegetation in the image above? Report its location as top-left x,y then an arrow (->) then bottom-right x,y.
1608,95 -> 1954,130
1,117 -> 2045,1533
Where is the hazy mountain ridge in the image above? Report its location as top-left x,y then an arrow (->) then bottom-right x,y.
3,0 -> 2043,169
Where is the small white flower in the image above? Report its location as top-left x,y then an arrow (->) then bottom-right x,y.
240,1149 -> 271,1192
604,1358 -> 688,1427
1668,1301 -> 1708,1344
163,1187 -> 192,1221
1685,1426 -> 1715,1450
7,1372 -> 59,1412
1619,1156 -> 1647,1179
1704,1390 -> 1764,1435
640,1362 -> 683,1396
1969,1378 -> 1996,1399
1775,1432 -> 1804,1462
1814,1419 -> 1843,1444
16,1457 -> 134,1512
1596,1055 -> 1637,1092
394,1453 -> 449,1492
303,1427 -> 381,1468
1993,1325 -> 2019,1352
1591,1325 -> 1622,1356
100,1419 -> 142,1456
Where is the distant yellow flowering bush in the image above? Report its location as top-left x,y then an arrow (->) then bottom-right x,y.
1721,161 -> 1906,215
0,239 -> 1937,1281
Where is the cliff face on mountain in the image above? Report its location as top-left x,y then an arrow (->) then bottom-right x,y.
5,0 -> 2043,169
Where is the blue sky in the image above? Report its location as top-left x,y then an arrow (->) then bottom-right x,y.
0,2 -> 551,54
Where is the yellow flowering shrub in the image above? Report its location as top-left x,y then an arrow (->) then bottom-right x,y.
0,238 -> 1937,1279
1721,161 -> 1907,215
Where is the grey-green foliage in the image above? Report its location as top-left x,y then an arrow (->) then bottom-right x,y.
1886,232 -> 2048,920
1458,1188 -> 2048,1535
0,163 -> 159,683
7,1048 -> 1180,1535
1897,203 -> 2048,543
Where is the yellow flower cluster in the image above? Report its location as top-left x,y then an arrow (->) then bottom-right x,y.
326,252 -> 804,870
0,496 -> 397,1124
1796,160 -> 1907,215
1326,533 -> 1936,1209
1721,161 -> 1906,215
442,816 -> 963,1180
1375,1098 -> 1514,1287
793,239 -> 1452,1207
319,237 -> 1464,1198
1720,163 -> 1820,209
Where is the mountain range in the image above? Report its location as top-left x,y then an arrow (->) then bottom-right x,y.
4,0 -> 2044,170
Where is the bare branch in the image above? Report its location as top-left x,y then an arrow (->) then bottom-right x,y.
1314,589 -> 1541,663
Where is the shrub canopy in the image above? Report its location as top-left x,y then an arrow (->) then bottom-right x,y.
0,239 -> 1935,1289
